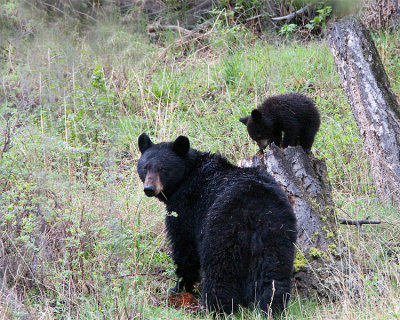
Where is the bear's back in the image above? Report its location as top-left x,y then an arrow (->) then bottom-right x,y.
260,93 -> 316,117
186,157 -> 293,225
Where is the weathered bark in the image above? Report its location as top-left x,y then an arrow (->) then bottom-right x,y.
361,0 -> 400,29
328,16 -> 400,207
239,145 -> 353,298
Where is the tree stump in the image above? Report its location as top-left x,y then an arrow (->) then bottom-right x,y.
239,145 -> 353,298
328,16 -> 400,207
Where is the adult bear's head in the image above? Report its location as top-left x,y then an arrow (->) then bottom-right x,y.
137,133 -> 190,200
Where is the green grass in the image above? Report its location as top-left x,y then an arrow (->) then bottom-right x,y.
1,3 -> 400,319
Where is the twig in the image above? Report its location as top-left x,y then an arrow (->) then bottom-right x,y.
235,6 -> 256,24
70,7 -> 97,22
34,0 -> 66,15
148,6 -> 170,17
246,12 -> 267,22
339,218 -> 382,237
67,0 -> 98,22
115,273 -> 174,280
265,0 -> 277,17
147,20 -> 212,76
32,0 -> 97,22
245,10 -> 279,29
119,3 -> 141,11
186,0 -> 213,15
0,112 -> 20,159
148,24 -> 193,35
338,219 -> 382,226
271,4 -> 312,22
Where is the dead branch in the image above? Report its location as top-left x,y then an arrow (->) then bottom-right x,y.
246,12 -> 268,22
246,4 -> 312,24
0,112 -> 20,159
67,2 -> 98,22
115,273 -> 174,280
339,217 -> 382,236
235,6 -> 256,23
271,4 -> 312,21
33,0 -> 98,22
148,7 -> 170,17
147,20 -> 212,77
245,11 -> 279,29
32,0 -> 66,15
186,0 -> 213,15
339,219 -> 382,226
148,24 -> 193,35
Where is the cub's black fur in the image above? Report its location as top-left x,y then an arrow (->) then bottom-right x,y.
137,133 -> 297,316
240,93 -> 320,152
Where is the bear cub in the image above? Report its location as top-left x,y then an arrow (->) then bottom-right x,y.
137,133 -> 297,316
239,93 -> 320,152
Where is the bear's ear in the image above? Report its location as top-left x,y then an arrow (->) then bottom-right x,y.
138,133 -> 154,154
239,116 -> 249,125
251,109 -> 263,122
173,136 -> 190,157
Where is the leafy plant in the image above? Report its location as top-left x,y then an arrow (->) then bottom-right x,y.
210,0 -> 263,25
279,5 -> 332,37
280,23 -> 298,36
305,6 -> 332,31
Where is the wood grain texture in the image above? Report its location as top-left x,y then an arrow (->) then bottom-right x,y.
328,16 -> 400,207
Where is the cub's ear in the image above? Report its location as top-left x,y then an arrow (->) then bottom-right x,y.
173,136 -> 190,157
138,133 -> 154,154
251,109 -> 263,122
239,116 -> 249,125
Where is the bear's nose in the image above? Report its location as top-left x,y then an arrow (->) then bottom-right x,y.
144,185 -> 155,197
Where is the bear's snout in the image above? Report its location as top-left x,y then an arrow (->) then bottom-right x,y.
143,171 -> 163,197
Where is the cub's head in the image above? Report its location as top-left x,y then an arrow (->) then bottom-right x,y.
239,109 -> 273,150
137,133 -> 190,199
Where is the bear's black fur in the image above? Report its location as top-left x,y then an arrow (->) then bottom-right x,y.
137,133 -> 297,316
239,93 -> 320,152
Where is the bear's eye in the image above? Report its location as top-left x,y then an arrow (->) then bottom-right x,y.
158,167 -> 165,172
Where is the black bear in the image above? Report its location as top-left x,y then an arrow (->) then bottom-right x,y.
137,133 -> 297,316
239,93 -> 320,152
